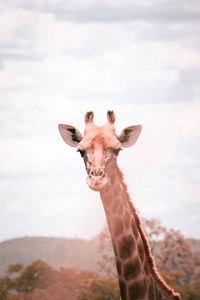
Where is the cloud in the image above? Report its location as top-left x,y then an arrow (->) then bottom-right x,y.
1,1 -> 200,104
119,101 -> 200,236
0,100 -> 200,240
4,0 -> 200,23
0,0 -> 199,241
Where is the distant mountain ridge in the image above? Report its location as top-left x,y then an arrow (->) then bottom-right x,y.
0,236 -> 200,277
0,236 -> 100,276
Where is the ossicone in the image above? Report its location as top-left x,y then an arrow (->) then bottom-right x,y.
107,110 -> 115,124
85,111 -> 94,125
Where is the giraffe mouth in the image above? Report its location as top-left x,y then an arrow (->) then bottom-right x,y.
86,175 -> 108,191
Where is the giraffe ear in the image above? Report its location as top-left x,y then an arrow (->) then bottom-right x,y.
117,125 -> 142,148
58,124 -> 83,147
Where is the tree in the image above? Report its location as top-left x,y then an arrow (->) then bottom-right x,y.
96,218 -> 200,285
155,229 -> 200,284
95,225 -> 117,277
7,264 -> 24,275
0,277 -> 9,300
15,260 -> 54,292
77,275 -> 120,300
141,217 -> 166,255
1,259 -> 200,300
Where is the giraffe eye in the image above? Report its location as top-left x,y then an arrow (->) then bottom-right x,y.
113,148 -> 121,156
77,149 -> 85,157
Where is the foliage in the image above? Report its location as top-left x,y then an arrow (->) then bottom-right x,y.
96,218 -> 200,284
163,273 -> 200,300
96,217 -> 200,299
0,278 -> 9,300
141,217 -> 167,254
78,275 -> 120,300
16,260 -> 54,292
0,262 -> 119,300
95,225 -> 116,277
7,264 -> 24,275
1,217 -> 200,299
0,259 -> 200,300
156,229 -> 200,284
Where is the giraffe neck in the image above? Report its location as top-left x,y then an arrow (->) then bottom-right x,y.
100,163 -> 181,300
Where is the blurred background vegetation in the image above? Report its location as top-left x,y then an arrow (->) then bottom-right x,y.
1,218 -> 200,300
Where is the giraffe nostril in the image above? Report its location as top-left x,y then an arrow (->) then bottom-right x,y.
99,170 -> 103,177
89,168 -> 105,178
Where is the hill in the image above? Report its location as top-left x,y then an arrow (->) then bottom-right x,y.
0,236 -> 100,276
0,235 -> 200,278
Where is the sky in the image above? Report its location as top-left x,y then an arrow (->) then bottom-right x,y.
0,0 -> 200,242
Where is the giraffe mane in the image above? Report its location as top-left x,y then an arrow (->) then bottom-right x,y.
115,164 -> 181,300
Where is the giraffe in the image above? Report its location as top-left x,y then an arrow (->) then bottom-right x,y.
58,111 -> 181,300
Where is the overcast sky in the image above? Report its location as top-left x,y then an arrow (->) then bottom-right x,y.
0,0 -> 200,242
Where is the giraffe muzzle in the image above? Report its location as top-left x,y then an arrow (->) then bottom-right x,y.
89,167 -> 105,178
86,167 -> 108,191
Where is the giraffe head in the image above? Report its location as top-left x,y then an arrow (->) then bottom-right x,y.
58,111 -> 142,191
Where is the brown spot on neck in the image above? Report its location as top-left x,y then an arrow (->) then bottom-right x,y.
119,278 -> 127,299
123,257 -> 141,281
119,235 -> 136,260
128,278 -> 147,299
